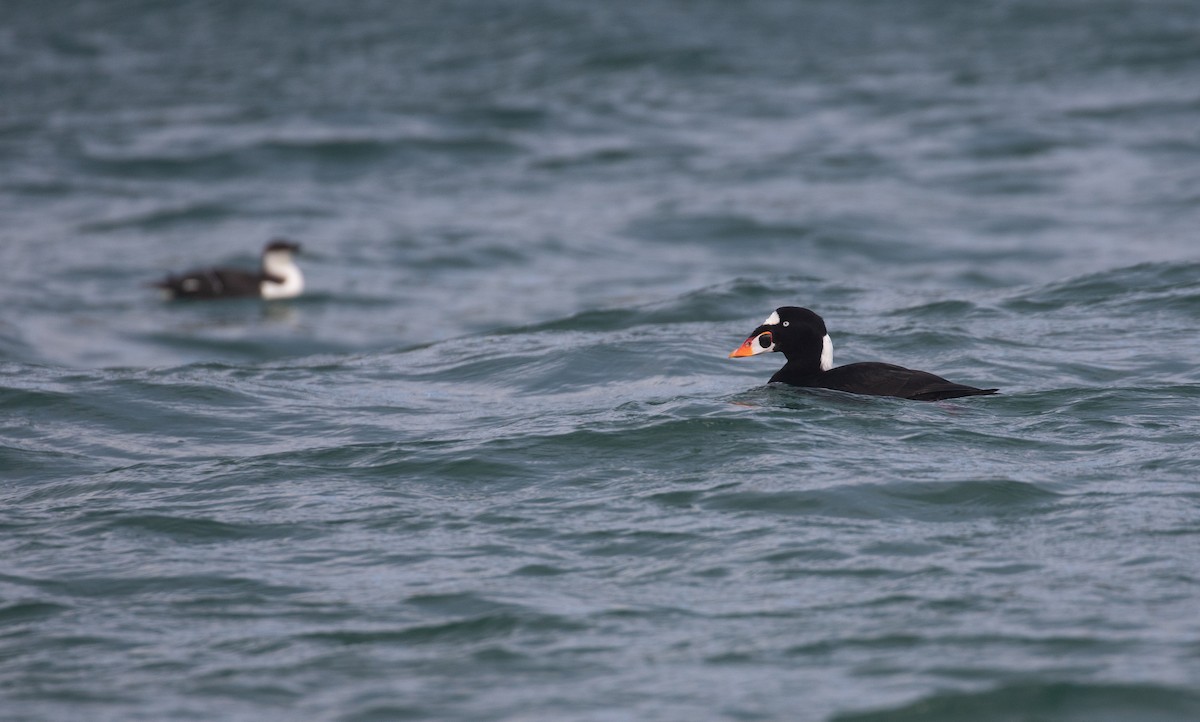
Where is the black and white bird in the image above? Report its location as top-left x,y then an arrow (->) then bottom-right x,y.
729,306 -> 998,401
155,240 -> 304,301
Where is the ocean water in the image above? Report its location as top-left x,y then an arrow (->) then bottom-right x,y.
3,1 -> 1200,720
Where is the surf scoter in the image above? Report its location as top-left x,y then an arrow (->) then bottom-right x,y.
729,306 -> 997,401
155,239 -> 304,300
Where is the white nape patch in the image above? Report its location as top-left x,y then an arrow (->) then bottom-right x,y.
260,249 -> 305,300
763,310 -> 781,326
820,334 -> 834,371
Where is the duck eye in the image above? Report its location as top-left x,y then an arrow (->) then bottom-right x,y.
782,321 -> 789,327
758,333 -> 773,348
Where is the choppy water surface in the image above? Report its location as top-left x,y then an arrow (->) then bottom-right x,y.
3,1 -> 1200,720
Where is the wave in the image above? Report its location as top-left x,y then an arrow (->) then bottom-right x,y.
1006,261 -> 1200,310
833,681 -> 1200,722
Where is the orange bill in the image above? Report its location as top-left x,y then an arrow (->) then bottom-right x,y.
729,331 -> 769,358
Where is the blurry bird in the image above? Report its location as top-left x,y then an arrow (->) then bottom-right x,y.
155,239 -> 304,301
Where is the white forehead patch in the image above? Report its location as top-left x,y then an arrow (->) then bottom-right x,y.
763,311 -> 781,326
821,334 -> 834,371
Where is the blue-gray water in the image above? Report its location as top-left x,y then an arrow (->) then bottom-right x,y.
3,1 -> 1200,720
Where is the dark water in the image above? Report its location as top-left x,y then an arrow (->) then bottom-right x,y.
3,1 -> 1200,720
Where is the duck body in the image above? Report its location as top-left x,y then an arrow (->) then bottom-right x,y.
157,266 -> 265,299
156,240 -> 304,301
770,361 -> 996,401
730,306 -> 997,402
